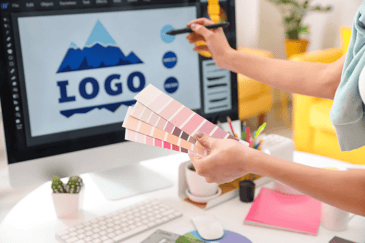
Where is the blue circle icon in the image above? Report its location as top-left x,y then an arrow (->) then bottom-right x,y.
162,52 -> 178,69
164,77 -> 179,94
161,25 -> 176,44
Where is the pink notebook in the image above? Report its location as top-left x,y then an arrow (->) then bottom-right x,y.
244,187 -> 321,235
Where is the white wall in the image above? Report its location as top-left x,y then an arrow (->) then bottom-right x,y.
236,0 -> 362,59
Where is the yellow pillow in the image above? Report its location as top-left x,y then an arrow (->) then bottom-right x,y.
340,26 -> 352,55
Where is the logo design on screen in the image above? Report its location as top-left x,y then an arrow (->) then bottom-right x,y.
57,20 -> 143,73
56,20 -> 146,118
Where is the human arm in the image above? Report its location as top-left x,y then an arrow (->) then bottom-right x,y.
187,18 -> 345,99
190,133 -> 365,216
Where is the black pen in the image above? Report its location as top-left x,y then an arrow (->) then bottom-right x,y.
165,22 -> 230,36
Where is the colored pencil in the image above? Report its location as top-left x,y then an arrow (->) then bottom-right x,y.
255,122 -> 267,139
226,116 -> 237,138
217,121 -> 224,130
246,126 -> 251,144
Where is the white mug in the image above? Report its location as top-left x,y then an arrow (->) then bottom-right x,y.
321,203 -> 356,231
185,163 -> 218,197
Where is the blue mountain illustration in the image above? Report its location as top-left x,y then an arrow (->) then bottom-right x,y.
57,20 -> 143,73
60,100 -> 137,118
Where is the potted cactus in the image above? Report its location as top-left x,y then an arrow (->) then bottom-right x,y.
52,176 -> 84,219
266,0 -> 332,59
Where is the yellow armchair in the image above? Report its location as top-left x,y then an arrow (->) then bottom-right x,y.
237,47 -> 274,123
291,27 -> 365,165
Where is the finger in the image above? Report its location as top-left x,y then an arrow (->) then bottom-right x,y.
195,132 -> 215,149
187,33 -> 205,43
187,18 -> 214,27
190,24 -> 213,41
193,46 -> 210,53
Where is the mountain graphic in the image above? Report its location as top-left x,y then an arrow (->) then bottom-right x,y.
60,100 -> 137,118
57,20 -> 143,73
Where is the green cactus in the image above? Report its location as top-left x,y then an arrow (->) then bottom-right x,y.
51,176 -> 67,193
66,176 -> 83,194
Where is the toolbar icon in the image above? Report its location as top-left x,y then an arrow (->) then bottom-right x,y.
6,36 -> 11,41
15,112 -> 21,118
13,87 -> 18,92
7,43 -> 11,48
10,68 -> 15,73
15,119 -> 20,124
15,106 -> 19,111
16,124 -> 23,130
3,17 -> 8,22
4,23 -> 9,28
13,94 -> 19,99
1,4 -> 8,10
9,61 -> 14,66
12,81 -> 16,86
7,49 -> 12,54
13,100 -> 18,105
11,76 -> 16,80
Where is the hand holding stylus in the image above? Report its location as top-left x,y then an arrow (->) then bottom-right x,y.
186,18 -> 234,69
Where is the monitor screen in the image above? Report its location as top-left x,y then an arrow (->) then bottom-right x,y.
0,0 -> 238,164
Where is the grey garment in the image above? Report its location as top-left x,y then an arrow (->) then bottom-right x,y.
330,1 -> 365,151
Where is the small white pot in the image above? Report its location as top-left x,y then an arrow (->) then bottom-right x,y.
185,163 -> 218,197
321,203 -> 355,231
52,187 -> 84,219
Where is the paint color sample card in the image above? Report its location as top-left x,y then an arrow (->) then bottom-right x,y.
244,187 -> 321,235
123,106 -> 208,156
125,129 -> 189,154
131,101 -> 197,144
134,84 -> 248,146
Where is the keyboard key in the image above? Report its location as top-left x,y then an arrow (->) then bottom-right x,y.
66,237 -> 78,243
100,236 -> 108,241
112,225 -> 148,241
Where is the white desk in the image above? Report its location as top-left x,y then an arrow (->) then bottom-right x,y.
1,151 -> 365,243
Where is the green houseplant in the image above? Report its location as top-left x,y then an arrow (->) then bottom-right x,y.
266,0 -> 332,58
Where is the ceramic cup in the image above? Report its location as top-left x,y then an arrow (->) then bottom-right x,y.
321,202 -> 355,231
185,163 -> 219,197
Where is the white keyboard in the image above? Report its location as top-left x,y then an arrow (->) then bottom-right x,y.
55,199 -> 182,243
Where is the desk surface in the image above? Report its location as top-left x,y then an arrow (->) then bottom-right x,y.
1,151 -> 365,243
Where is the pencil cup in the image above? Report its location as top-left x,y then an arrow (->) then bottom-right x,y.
52,186 -> 85,219
321,202 -> 355,231
185,163 -> 219,197
239,180 -> 255,203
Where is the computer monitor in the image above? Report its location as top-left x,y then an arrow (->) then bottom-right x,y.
0,0 -> 238,199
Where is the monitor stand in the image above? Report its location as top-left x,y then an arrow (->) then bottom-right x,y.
89,164 -> 173,200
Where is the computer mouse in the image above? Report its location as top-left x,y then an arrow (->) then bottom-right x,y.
191,215 -> 224,240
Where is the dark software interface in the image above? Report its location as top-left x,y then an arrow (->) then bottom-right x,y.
0,0 -> 238,164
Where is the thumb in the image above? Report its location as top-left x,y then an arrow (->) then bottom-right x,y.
195,132 -> 215,149
191,24 -> 212,40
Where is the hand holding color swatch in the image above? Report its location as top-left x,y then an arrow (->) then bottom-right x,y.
123,84 -> 248,157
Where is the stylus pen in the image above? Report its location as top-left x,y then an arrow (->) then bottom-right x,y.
165,22 -> 230,35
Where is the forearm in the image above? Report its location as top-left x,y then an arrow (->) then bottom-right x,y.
223,49 -> 337,99
249,150 -> 365,215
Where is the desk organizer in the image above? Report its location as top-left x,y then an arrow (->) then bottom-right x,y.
178,161 -> 272,210
260,134 -> 301,195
